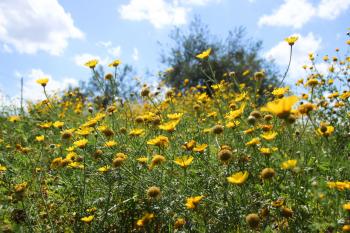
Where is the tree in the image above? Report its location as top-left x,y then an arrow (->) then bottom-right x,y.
78,64 -> 137,107
160,17 -> 279,96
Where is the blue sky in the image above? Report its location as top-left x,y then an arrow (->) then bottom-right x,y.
0,0 -> 349,103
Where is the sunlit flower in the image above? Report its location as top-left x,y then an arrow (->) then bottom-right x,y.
35,135 -> 45,142
260,96 -> 298,119
85,59 -> 98,69
129,128 -> 145,137
8,115 -> 20,122
108,59 -> 121,67
185,195 -> 204,209
147,135 -> 169,147
53,121 -> 64,128
149,154 -> 166,170
260,131 -> 277,141
245,137 -> 260,146
317,124 -> 334,137
343,203 -> 350,211
193,144 -> 208,153
74,139 -> 88,149
36,78 -> 49,87
136,157 -> 148,164
196,48 -> 211,59
227,171 -> 249,184
281,159 -> 297,170
97,165 -> 110,173
174,156 -> 194,168
0,164 -> 7,172
105,140 -> 117,148
81,215 -> 94,223
285,36 -> 298,46
159,120 -> 180,132
136,213 -> 154,227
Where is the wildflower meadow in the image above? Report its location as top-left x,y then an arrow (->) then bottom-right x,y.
1,35 -> 350,233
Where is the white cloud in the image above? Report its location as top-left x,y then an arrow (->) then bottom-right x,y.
119,0 -> 187,28
265,33 -> 322,82
258,0 -> 350,28
258,0 -> 316,29
0,0 -> 83,55
96,41 -> 121,57
74,53 -> 107,67
19,69 -> 78,101
2,44 -> 12,53
118,0 -> 220,28
317,0 -> 350,20
107,46 -> 121,57
132,48 -> 139,61
175,0 -> 220,6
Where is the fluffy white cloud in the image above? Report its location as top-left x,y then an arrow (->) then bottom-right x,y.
258,0 -> 316,28
19,69 -> 78,101
258,0 -> 350,28
119,0 -> 187,28
97,41 -> 122,57
317,0 -> 350,20
265,33 -> 322,82
0,0 -> 83,55
74,53 -> 105,67
132,48 -> 139,61
118,0 -> 220,28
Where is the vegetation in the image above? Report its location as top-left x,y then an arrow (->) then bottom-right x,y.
0,34 -> 350,232
160,18 -> 279,97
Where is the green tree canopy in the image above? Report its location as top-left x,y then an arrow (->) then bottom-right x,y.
160,17 -> 279,95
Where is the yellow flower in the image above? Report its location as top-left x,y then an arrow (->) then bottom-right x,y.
174,156 -> 194,168
0,164 -> 7,172
98,165 -> 110,173
159,120 -> 180,132
343,203 -> 350,211
129,128 -> 145,137
108,59 -> 121,67
85,59 -> 98,69
259,147 -> 277,156
136,157 -> 148,164
261,131 -> 277,141
227,171 -> 249,185
193,144 -> 208,153
245,137 -> 260,146
74,139 -> 88,149
81,215 -> 94,223
260,96 -> 298,119
76,127 -> 94,136
68,162 -> 84,169
51,157 -> 63,169
242,70 -> 250,76
136,213 -> 154,227
285,36 -> 298,46
225,103 -> 245,120
149,155 -> 166,170
53,121 -> 64,128
272,87 -> 289,97
105,140 -> 117,148
317,124 -> 334,137
185,196 -> 204,209
8,115 -> 20,122
226,120 -> 240,128
39,122 -> 52,129
167,113 -> 183,120
343,225 -> 350,232
35,135 -> 45,142
36,78 -> 49,87
305,78 -> 319,87
147,135 -> 169,147
196,48 -> 211,59
14,182 -> 28,193
281,159 -> 297,170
